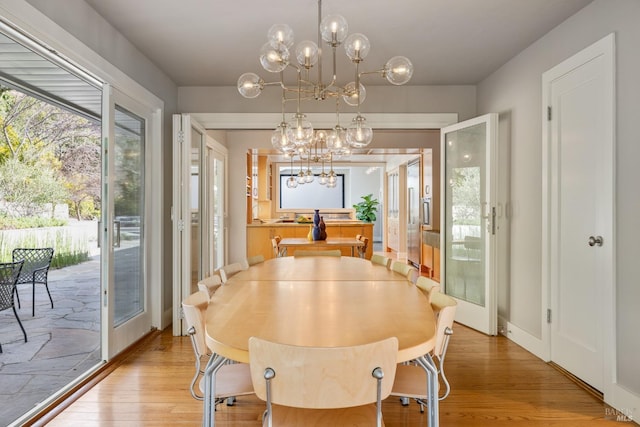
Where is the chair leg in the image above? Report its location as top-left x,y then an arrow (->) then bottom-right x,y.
13,305 -> 27,343
14,285 -> 21,309
44,282 -> 54,309
32,282 -> 36,317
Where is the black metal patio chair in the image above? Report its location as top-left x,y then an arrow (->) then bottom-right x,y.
0,260 -> 26,353
12,248 -> 55,317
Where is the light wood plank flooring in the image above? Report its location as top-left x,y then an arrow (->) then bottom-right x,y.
42,324 -> 619,426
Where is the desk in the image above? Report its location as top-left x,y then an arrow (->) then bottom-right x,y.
278,237 -> 364,257
203,257 -> 440,427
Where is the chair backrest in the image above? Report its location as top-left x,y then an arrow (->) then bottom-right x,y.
415,276 -> 441,302
370,254 -> 392,269
430,292 -> 457,357
12,248 -> 54,284
197,275 -> 222,298
239,254 -> 266,270
271,238 -> 281,257
181,291 -> 210,358
249,336 -> 398,409
247,254 -> 265,266
219,262 -> 243,283
294,249 -> 341,257
0,260 -> 23,311
391,261 -> 419,283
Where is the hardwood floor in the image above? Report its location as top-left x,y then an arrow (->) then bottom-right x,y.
39,322 -> 620,426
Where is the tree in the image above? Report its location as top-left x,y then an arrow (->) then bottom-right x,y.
0,158 -> 68,217
0,88 -> 98,164
59,137 -> 101,220
0,87 -> 102,220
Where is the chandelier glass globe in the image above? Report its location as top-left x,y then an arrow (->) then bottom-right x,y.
286,113 -> 314,146
260,42 -> 289,73
342,82 -> 366,106
384,56 -> 414,85
344,33 -> 370,61
346,115 -> 373,148
267,24 -> 294,48
237,73 -> 263,98
319,14 -> 348,46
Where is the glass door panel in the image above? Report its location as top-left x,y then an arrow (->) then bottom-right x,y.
441,113 -> 498,335
190,128 -> 201,294
113,106 -> 145,325
211,149 -> 226,271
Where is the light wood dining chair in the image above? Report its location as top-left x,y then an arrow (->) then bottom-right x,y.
391,260 -> 419,283
219,262 -> 244,284
197,274 -> 222,299
239,254 -> 266,270
370,254 -> 392,269
414,276 -> 441,303
390,292 -> 457,411
294,249 -> 342,257
249,336 -> 398,427
181,292 -> 254,403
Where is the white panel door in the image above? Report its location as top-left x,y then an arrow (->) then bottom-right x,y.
544,36 -> 614,392
441,113 -> 499,335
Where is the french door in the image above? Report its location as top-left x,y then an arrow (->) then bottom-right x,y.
441,113 -> 499,335
101,85 -> 152,358
172,114 -> 227,335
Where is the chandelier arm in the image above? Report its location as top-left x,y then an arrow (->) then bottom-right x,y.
358,69 -> 387,78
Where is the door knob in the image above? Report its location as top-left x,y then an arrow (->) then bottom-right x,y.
588,236 -> 603,247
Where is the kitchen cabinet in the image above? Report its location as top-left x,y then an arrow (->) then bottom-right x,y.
421,230 -> 440,282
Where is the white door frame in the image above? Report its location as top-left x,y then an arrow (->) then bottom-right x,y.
172,114 -> 228,336
541,33 -> 624,410
101,86 -> 161,358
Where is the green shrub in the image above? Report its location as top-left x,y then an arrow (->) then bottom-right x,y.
0,226 -> 89,269
0,214 -> 67,230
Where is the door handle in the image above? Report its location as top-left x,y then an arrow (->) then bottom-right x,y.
114,220 -> 121,248
588,235 -> 603,247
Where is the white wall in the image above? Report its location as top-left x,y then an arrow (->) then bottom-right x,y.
477,0 -> 640,396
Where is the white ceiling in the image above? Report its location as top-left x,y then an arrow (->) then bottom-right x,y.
82,0 -> 593,87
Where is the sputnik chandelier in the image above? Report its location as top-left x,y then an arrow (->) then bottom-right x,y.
237,0 -> 413,188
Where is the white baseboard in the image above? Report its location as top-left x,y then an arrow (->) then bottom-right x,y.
606,384 -> 639,423
505,321 -> 548,361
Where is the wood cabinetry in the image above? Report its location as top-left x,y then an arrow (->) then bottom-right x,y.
247,223 -> 373,260
421,231 -> 440,282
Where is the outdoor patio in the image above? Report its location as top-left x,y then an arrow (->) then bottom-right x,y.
0,256 -> 101,425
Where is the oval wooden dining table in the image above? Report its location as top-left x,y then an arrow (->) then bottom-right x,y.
202,256 -> 440,427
